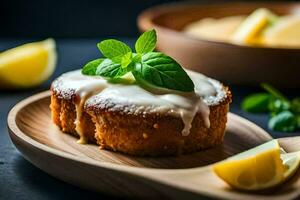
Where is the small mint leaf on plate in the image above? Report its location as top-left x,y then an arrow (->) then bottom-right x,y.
291,98 -> 300,114
82,58 -> 105,75
297,115 -> 300,128
261,83 -> 288,101
133,52 -> 194,92
135,29 -> 157,54
98,39 -> 131,59
268,99 -> 290,115
268,110 -> 298,132
241,93 -> 271,113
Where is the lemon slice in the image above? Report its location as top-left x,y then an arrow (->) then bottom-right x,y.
231,8 -> 277,45
184,16 -> 245,42
0,38 -> 57,88
262,16 -> 300,47
213,140 -> 300,191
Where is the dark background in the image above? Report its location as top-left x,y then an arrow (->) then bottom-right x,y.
1,0 -> 182,38
1,0 -> 286,38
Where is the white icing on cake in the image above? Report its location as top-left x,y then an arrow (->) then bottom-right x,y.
52,69 -> 227,142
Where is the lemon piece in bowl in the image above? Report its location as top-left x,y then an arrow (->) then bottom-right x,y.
0,38 -> 57,89
213,140 -> 300,191
262,16 -> 300,47
184,16 -> 245,42
231,8 -> 277,45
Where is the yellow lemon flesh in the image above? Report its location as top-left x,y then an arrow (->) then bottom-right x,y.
231,8 -> 277,45
184,16 -> 245,42
262,16 -> 300,48
0,38 -> 57,89
213,140 -> 300,191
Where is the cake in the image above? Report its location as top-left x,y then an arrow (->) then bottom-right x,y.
50,70 -> 231,156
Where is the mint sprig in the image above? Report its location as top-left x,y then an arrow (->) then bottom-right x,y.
81,29 -> 194,92
241,83 -> 300,132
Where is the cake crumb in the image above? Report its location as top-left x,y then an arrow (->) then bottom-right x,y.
143,133 -> 148,139
153,123 -> 159,129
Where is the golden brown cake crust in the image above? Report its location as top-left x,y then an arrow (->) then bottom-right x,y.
50,85 -> 231,156
50,92 -> 96,143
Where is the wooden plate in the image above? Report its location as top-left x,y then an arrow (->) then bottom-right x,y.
138,2 -> 300,87
7,91 -> 300,199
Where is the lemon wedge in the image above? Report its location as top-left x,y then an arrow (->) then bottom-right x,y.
282,152 -> 300,180
0,38 -> 57,89
231,8 -> 277,45
262,16 -> 300,47
213,140 -> 300,191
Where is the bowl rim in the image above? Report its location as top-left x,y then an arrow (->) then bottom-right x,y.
137,1 -> 300,51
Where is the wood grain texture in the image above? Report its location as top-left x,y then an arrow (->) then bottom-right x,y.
7,91 -> 300,199
138,2 -> 300,88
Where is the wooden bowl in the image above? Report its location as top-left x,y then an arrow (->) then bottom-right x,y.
138,2 -> 300,88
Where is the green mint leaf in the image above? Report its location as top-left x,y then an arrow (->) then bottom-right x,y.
110,55 -> 123,64
268,111 -> 298,132
121,52 -> 132,68
96,58 -> 127,78
81,58 -> 105,75
241,93 -> 271,113
133,52 -> 194,92
135,29 -> 157,54
261,83 -> 288,102
297,115 -> 300,128
291,98 -> 300,114
98,39 -> 131,59
132,53 -> 142,63
268,99 -> 290,116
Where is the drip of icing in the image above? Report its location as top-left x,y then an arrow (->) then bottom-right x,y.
158,93 -> 210,135
74,80 -> 108,144
52,70 -> 224,139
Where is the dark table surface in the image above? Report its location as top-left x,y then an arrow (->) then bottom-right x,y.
0,39 -> 299,200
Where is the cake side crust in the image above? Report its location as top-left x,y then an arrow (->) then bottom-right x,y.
50,84 -> 231,156
86,86 -> 231,156
50,90 -> 96,143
